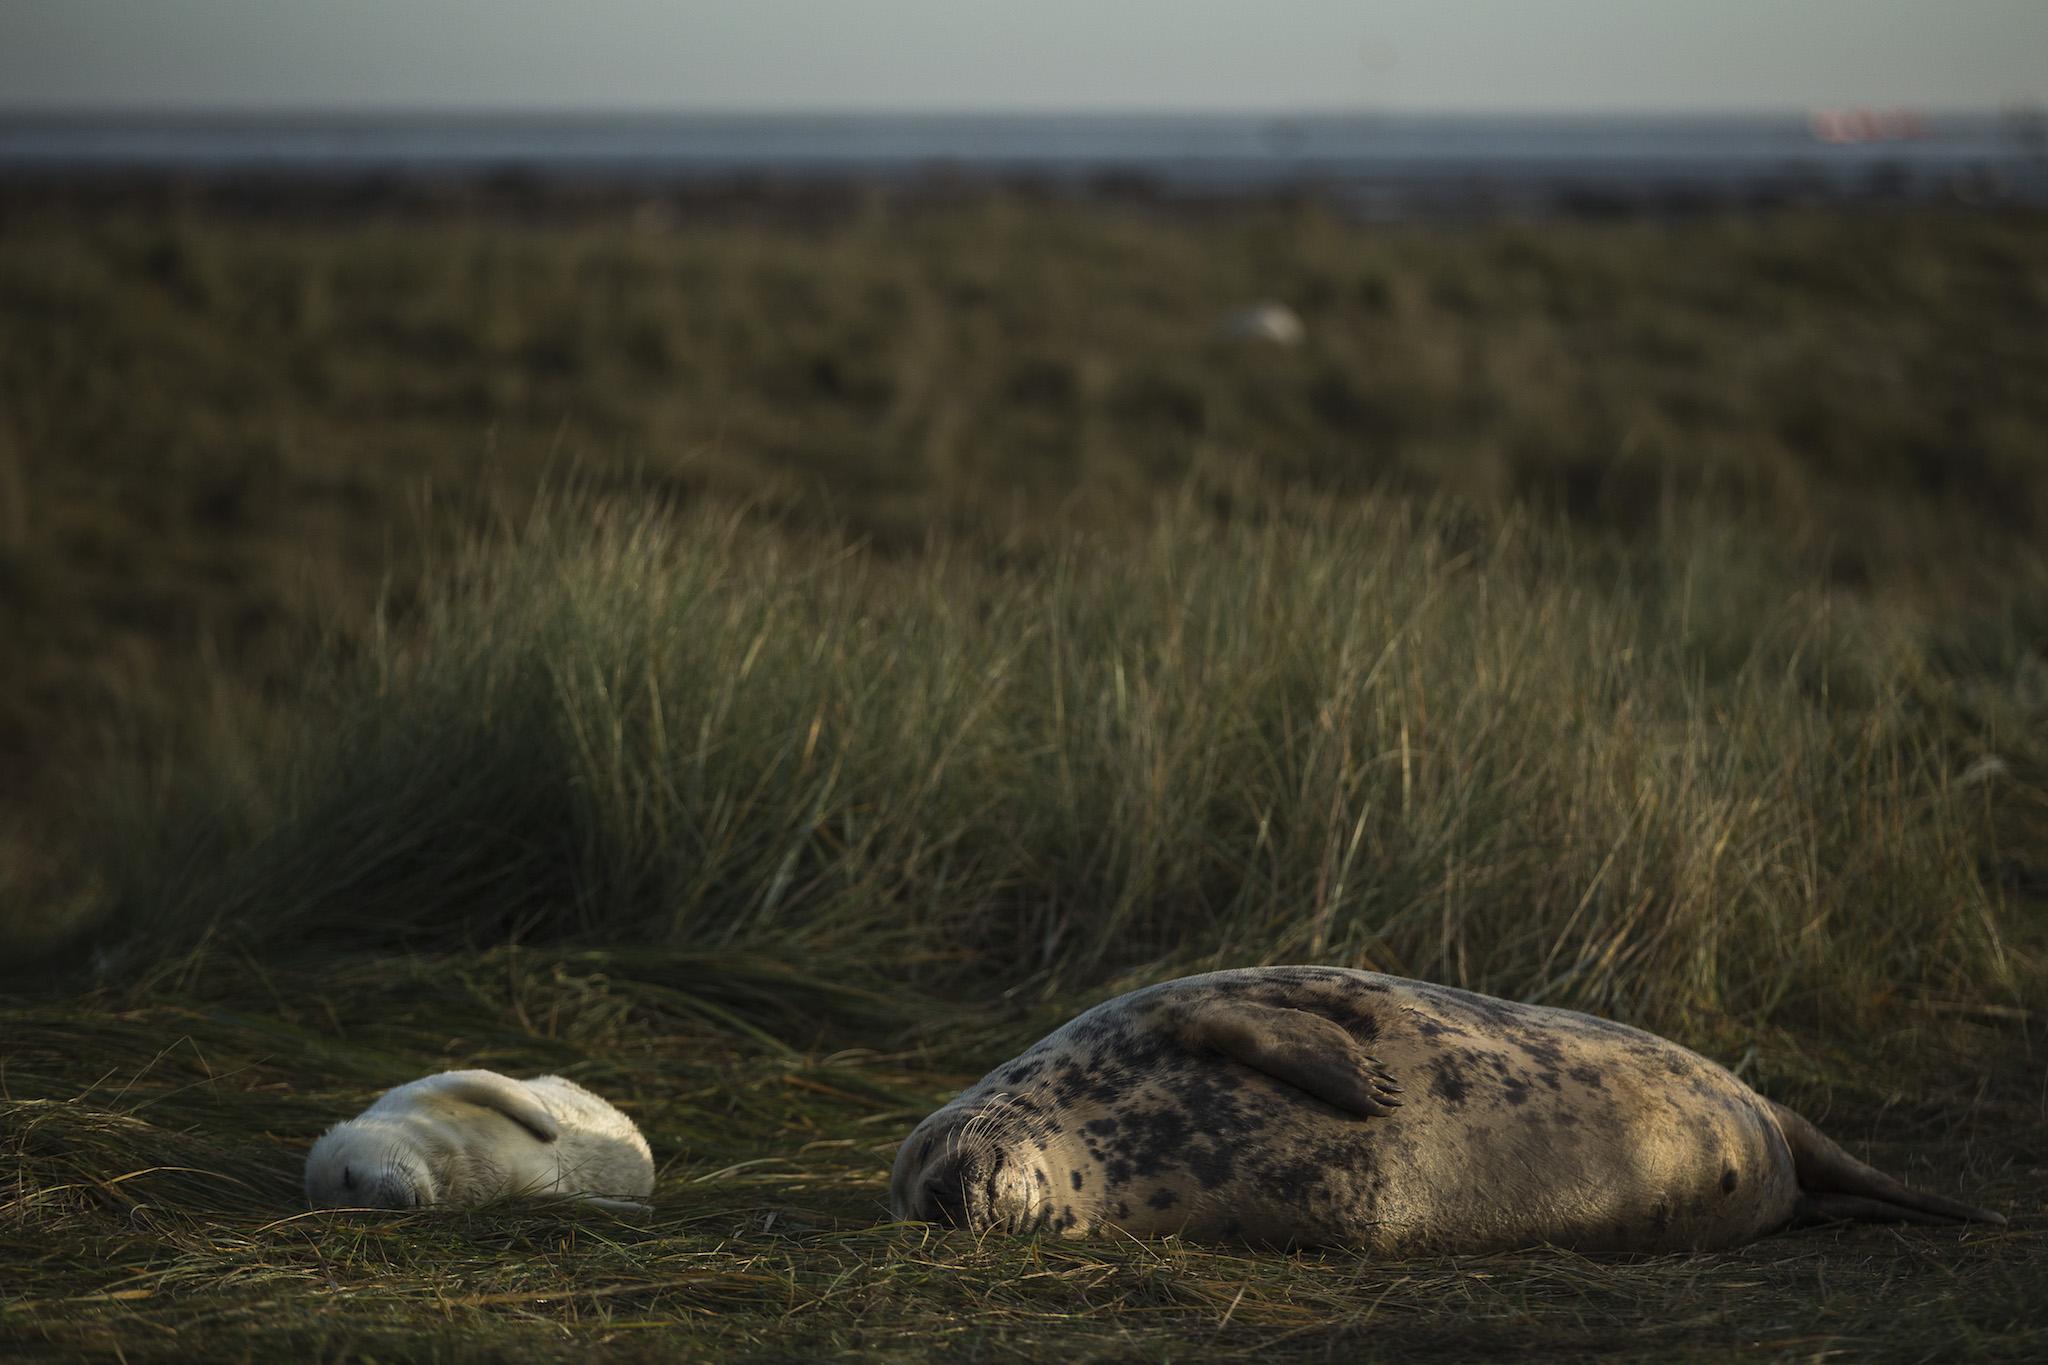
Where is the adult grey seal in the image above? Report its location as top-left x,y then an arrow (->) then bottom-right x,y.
890,967 -> 2003,1251
305,1070 -> 654,1212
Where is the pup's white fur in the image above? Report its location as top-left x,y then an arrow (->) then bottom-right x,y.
304,1070 -> 654,1211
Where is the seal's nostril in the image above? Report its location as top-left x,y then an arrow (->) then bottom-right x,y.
920,1157 -> 970,1228
927,1181 -> 968,1227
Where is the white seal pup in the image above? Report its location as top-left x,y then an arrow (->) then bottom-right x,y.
305,1070 -> 654,1212
891,967 -> 2004,1251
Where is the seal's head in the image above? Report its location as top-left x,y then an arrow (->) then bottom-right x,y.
890,1093 -> 1065,1234
304,1119 -> 437,1209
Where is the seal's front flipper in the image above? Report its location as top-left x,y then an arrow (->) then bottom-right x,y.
429,1070 -> 562,1143
1174,999 -> 1402,1117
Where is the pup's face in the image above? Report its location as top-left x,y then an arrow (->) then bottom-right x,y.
304,1120 -> 436,1209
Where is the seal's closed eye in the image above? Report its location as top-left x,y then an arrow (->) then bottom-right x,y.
1173,998 -> 1403,1117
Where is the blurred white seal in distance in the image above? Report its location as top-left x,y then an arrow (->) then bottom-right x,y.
1216,302 -> 1306,346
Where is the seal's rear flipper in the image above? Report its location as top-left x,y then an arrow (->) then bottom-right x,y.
1769,1099 -> 2004,1227
1793,1192 -> 1995,1227
429,1070 -> 562,1143
1175,999 -> 1402,1117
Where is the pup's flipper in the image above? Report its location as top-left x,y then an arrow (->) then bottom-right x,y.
577,1196 -> 655,1216
428,1070 -> 561,1142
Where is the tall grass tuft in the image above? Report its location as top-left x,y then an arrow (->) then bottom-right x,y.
90,490 -> 2024,1037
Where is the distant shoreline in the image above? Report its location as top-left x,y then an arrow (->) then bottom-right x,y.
3,110 -> 2041,219
1,165 -> 2038,226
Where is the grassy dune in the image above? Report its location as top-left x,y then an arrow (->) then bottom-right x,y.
79,494 -> 2039,1026
5,201 -> 2046,826
2,196 -> 2045,1359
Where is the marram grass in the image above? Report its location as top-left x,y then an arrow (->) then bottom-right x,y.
85,489 -> 2028,1041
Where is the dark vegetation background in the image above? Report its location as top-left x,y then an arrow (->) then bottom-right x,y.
1,183 -> 2044,1360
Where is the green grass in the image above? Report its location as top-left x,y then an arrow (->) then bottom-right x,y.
2,194 -> 2045,1360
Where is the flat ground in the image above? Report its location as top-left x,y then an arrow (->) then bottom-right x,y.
3,954 -> 2040,1361
1,187 -> 2044,1361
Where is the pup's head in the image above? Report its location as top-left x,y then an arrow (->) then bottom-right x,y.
304,1119 -> 437,1209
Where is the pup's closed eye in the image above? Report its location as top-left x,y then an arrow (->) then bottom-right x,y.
342,1167 -> 356,1190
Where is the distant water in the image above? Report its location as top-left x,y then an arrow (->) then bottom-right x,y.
4,112 -> 2043,208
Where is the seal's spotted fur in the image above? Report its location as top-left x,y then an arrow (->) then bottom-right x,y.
891,967 -> 2001,1251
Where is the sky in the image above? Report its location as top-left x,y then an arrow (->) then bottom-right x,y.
2,1 -> 2044,115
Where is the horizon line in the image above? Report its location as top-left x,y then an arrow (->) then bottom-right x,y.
4,102 -> 2040,124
